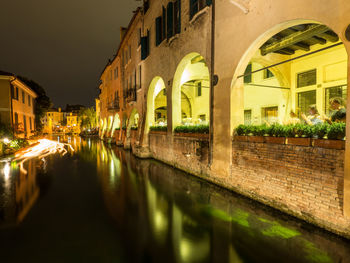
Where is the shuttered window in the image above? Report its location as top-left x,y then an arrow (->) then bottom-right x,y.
162,6 -> 166,41
155,16 -> 162,46
190,0 -> 211,20
167,2 -> 174,39
174,0 -> 181,34
141,31 -> 150,60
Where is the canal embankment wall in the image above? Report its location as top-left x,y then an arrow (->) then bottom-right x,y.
145,134 -> 350,238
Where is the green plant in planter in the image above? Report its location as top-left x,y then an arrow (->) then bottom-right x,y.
235,124 -> 248,136
327,122 -> 346,140
174,125 -> 209,134
150,125 -> 167,132
267,124 -> 285,137
115,127 -> 120,130
131,126 -> 138,130
312,123 -> 329,139
293,123 -> 312,138
252,125 -> 268,136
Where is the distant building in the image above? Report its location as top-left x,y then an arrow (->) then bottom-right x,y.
66,112 -> 80,134
0,71 -> 37,138
42,107 -> 64,133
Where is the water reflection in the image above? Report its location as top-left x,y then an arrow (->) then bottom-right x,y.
1,137 -> 348,262
0,159 -> 41,226
80,139 -> 350,263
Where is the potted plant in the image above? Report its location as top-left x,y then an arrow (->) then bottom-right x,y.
286,124 -> 312,146
265,124 -> 286,144
233,124 -> 248,142
149,125 -> 167,135
174,125 -> 209,139
247,125 -> 266,143
313,123 -> 345,149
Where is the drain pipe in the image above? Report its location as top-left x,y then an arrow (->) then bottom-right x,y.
209,0 -> 215,166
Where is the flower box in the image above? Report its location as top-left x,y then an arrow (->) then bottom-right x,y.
286,137 -> 311,147
312,139 -> 345,150
174,132 -> 209,139
149,130 -> 167,135
233,135 -> 248,142
264,136 -> 285,144
247,136 -> 265,143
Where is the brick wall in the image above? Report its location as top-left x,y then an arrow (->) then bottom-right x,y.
149,133 -> 209,175
229,141 -> 350,237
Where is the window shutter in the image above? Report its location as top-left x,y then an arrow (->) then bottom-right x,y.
155,16 -> 162,46
141,36 -> 148,60
167,2 -> 174,39
162,6 -> 166,40
174,0 -> 181,34
190,0 -> 198,19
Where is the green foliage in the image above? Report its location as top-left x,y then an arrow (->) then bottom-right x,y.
312,123 -> 329,139
267,124 -> 285,137
234,123 -> 346,140
8,138 -> 28,150
0,122 -> 13,138
235,124 -> 248,136
174,125 -> 209,134
131,126 -> 138,130
150,125 -> 167,132
327,122 -> 346,140
78,107 -> 97,130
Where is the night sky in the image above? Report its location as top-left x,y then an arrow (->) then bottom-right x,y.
0,0 -> 141,108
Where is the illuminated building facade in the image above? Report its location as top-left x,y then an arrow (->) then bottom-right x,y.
0,71 -> 37,138
98,0 -> 350,237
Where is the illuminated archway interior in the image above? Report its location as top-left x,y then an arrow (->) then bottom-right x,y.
233,23 -> 347,127
172,53 -> 210,128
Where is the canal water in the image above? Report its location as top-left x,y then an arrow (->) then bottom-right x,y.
0,137 -> 349,263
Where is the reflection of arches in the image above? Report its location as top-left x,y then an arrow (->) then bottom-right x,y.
101,117 -> 108,138
126,108 -> 139,147
111,113 -> 121,138
145,77 -> 167,133
230,19 -> 348,129
172,53 -> 210,129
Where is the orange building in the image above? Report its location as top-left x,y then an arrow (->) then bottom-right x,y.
0,71 -> 37,138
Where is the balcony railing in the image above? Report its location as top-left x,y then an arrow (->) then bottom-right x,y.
125,88 -> 137,102
108,99 -> 120,111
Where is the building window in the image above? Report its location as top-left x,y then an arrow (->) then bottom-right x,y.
166,2 -> 174,39
16,87 -> 19,100
325,85 -> 347,115
138,28 -> 142,46
23,115 -> 27,132
29,117 -> 32,131
14,113 -> 18,126
199,114 -> 206,121
190,0 -> 211,20
114,67 -> 118,79
128,45 -> 131,61
264,69 -> 274,79
28,95 -> 31,106
174,0 -> 181,34
298,90 -> 316,117
244,110 -> 252,125
138,65 -> 142,89
262,106 -> 278,124
297,69 -> 316,88
244,63 -> 252,84
22,90 -> 25,104
141,30 -> 150,60
196,82 -> 202,96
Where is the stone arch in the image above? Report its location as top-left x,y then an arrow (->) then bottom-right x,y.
172,52 -> 210,129
145,76 -> 167,133
230,19 -> 348,129
110,113 -> 121,138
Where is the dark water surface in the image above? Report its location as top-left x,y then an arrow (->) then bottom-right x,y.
0,137 -> 349,263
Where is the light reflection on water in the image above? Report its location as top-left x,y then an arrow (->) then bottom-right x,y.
85,139 -> 350,263
0,137 -> 349,263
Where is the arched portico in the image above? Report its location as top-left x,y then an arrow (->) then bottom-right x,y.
172,53 -> 210,129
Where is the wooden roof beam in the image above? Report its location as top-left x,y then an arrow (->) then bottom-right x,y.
319,32 -> 339,42
312,36 -> 327,45
261,24 -> 330,55
291,42 -> 310,51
